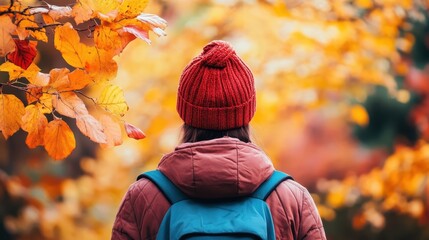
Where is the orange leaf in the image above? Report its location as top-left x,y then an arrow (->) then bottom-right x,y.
124,122 -> 145,140
52,92 -> 88,118
97,113 -> 123,147
54,24 -> 118,81
49,68 -> 70,85
76,114 -> 107,144
26,85 -> 43,104
122,25 -> 150,44
7,39 -> 37,70
42,13 -> 55,25
21,105 -> 48,148
44,119 -> 76,160
94,25 -> 123,51
0,16 -> 16,57
0,94 -> 25,139
52,69 -> 92,91
16,17 -> 48,42
72,3 -> 93,25
54,23 -> 93,68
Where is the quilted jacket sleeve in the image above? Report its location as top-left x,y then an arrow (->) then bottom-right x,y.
298,184 -> 326,240
112,183 -> 141,240
111,179 -> 170,240
267,180 -> 326,240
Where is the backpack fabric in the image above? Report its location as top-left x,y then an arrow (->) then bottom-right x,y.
137,170 -> 292,240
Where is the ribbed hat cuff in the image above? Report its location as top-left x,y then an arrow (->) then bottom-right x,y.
177,94 -> 256,130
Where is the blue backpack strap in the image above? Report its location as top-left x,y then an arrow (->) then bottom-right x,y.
252,170 -> 293,200
137,170 -> 187,204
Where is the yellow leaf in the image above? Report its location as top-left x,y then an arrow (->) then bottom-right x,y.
97,112 -> 123,147
44,119 -> 76,160
36,93 -> 53,114
0,62 -> 40,81
0,16 -> 17,57
52,92 -> 88,118
97,85 -> 129,116
78,0 -> 119,17
21,105 -> 48,148
349,104 -> 369,127
76,114 -> 107,144
118,0 -> 149,18
0,94 -> 25,139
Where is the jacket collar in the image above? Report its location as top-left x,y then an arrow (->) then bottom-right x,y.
158,137 -> 274,199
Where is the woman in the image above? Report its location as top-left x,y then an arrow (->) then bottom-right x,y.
112,40 -> 326,240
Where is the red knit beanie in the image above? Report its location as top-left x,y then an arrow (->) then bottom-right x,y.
177,40 -> 256,130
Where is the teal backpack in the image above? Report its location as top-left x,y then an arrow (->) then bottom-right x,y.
137,170 -> 292,240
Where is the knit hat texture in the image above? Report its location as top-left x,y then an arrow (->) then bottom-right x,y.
177,40 -> 256,130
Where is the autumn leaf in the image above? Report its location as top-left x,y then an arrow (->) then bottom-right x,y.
97,85 -> 129,116
49,68 -> 70,85
0,16 -> 16,57
118,0 -> 149,18
21,105 -> 48,148
94,25 -> 123,52
52,92 -> 88,118
29,72 -> 50,87
54,24 -> 117,81
122,25 -> 150,44
124,122 -> 145,140
16,17 -> 48,42
44,119 -> 76,160
42,13 -> 56,25
85,48 -> 118,82
72,3 -> 93,25
0,62 -> 40,81
97,112 -> 123,147
136,13 -> 167,37
26,85 -> 43,104
7,39 -> 38,70
54,23 -> 94,68
0,94 -> 25,139
47,4 -> 73,21
76,114 -> 107,144
36,93 -> 53,114
51,69 -> 92,91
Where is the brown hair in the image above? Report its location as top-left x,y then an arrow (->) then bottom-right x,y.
180,124 -> 251,143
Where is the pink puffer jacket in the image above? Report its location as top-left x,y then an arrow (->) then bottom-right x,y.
112,137 -> 326,240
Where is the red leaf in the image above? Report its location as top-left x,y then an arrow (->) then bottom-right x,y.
7,39 -> 37,70
124,122 -> 145,140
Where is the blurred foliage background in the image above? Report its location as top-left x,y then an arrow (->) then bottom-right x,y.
1,0 -> 429,239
